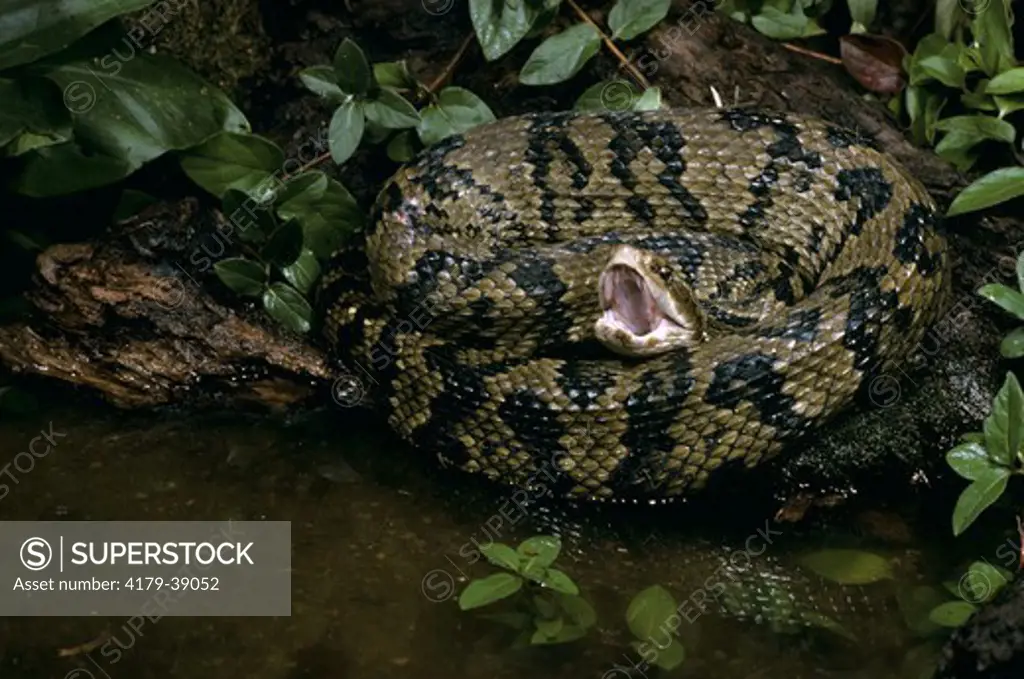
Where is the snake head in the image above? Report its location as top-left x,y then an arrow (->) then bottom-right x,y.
595,245 -> 705,357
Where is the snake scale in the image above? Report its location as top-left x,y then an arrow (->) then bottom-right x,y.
319,107 -> 951,502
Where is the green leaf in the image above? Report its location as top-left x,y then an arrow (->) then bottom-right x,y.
946,442 -> 999,480
262,282 -> 312,334
798,549 -> 894,584
934,0 -> 963,39
915,55 -> 966,88
847,0 -> 878,28
328,100 -> 365,164
222,188 -> 275,244
972,0 -> 1014,76
978,284 -> 1024,321
897,585 -> 948,636
214,258 -> 267,297
333,38 -> 373,96
626,585 -> 679,640
275,172 -> 363,258
11,141 -> 131,196
575,80 -> 635,113
985,68 -> 1024,95
995,95 -> 1024,118
113,189 -> 157,222
634,87 -> 662,111
983,371 -> 1024,466
554,593 -> 597,628
281,249 -> 321,294
180,132 -> 283,199
373,61 -> 416,89
470,0 -> 551,61
386,129 -> 418,162
262,219 -> 304,267
417,87 -> 496,146
41,52 -> 249,173
458,573 -> 523,610
517,536 -> 561,568
480,543 -> 523,572
298,66 -> 347,103
534,568 -> 579,595
947,168 -> 1024,216
952,467 -> 1011,536
530,621 -> 588,644
0,77 -> 71,152
364,88 -> 421,129
752,6 -> 823,39
961,561 -> 1012,603
927,601 -> 977,627
651,638 -> 686,669
533,616 -> 564,640
608,0 -> 672,40
1001,327 -> 1024,358
0,0 -> 156,71
519,24 -> 601,86
934,115 -> 1017,144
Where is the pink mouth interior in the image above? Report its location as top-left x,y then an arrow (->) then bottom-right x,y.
600,265 -> 662,336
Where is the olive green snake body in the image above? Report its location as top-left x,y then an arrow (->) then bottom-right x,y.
319,107 -> 950,501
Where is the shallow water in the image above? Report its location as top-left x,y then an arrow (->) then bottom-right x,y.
0,403 -> 1000,679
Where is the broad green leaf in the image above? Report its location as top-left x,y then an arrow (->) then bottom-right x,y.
626,585 -> 678,640
532,593 -> 559,619
533,615 -> 564,640
12,141 -> 131,196
847,0 -> 877,28
1002,328 -> 1024,358
458,572 -> 523,610
995,95 -> 1024,117
982,371 -> 1024,466
364,88 -> 421,129
0,77 -> 71,152
519,24 -> 601,86
574,80 -> 637,113
608,0 -> 672,40
262,219 -> 304,267
214,258 -> 267,297
333,38 -> 373,95
978,284 -> 1024,320
222,187 -> 275,244
480,543 -> 523,572
373,61 -> 416,89
417,87 -> 496,146
934,129 -> 984,172
752,6 -> 824,39
262,282 -> 312,334
946,442 -> 999,480
272,172 -> 324,206
972,0 -> 1014,76
180,132 -> 283,199
0,0 -> 156,71
517,536 -> 561,568
634,87 -> 662,111
986,68 -> 1024,95
952,467 -> 1011,535
531,621 -> 587,644
650,638 -> 686,669
470,0 -> 551,61
928,601 -> 977,627
934,115 -> 1016,144
298,66 -> 346,103
947,168 -> 1024,216
275,172 -> 363,258
915,55 -> 965,88
555,593 -> 597,628
961,561 -> 1012,603
934,0 -> 962,39
386,129 -> 418,162
281,249 -> 321,294
328,100 -> 365,164
534,568 -> 579,595
42,52 -> 248,172
113,189 -> 157,222
798,549 -> 894,584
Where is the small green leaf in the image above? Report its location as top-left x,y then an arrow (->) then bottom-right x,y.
947,442 -> 999,480
947,168 -> 1024,216
534,568 -> 579,595
519,24 -> 601,86
928,601 -> 977,627
262,282 -> 312,334
574,80 -> 637,113
752,5 -> 824,39
961,561 -> 1012,603
282,249 -> 321,294
952,467 -> 1011,536
276,172 -> 363,258
373,61 -> 416,89
608,0 -> 672,41
517,536 -> 561,568
978,284 -> 1024,321
982,371 -> 1024,467
386,130 -> 419,162
329,100 -> 366,165
934,115 -> 1017,144
458,573 -> 523,610
531,622 -> 587,644
1001,327 -> 1024,358
214,258 -> 267,297
554,593 -> 597,628
223,188 -> 275,244
333,39 -> 373,95
470,0 -> 553,61
626,585 -> 679,640
915,55 -> 966,88
995,95 -> 1024,118
480,543 -> 523,572
417,87 -> 496,146
651,639 -> 686,669
364,88 -> 421,129
533,615 -> 564,639
985,68 -> 1024,95
179,132 -> 283,199
798,549 -> 894,584
847,0 -> 878,28
262,219 -> 304,267
972,0 -> 1014,76
299,66 -> 346,103
634,87 -> 662,111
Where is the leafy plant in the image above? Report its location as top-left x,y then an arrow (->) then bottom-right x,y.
625,585 -> 686,670
929,561 -> 1014,627
458,536 -> 598,645
977,250 -> 1024,358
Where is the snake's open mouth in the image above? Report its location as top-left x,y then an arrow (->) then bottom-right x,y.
595,246 -> 704,357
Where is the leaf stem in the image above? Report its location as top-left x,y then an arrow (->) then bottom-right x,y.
782,42 -> 843,65
564,0 -> 650,90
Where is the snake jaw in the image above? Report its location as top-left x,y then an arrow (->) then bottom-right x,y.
595,245 -> 705,357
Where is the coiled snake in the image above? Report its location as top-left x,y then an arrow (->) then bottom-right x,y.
320,107 -> 950,501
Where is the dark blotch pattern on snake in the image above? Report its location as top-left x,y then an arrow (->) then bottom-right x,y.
319,107 -> 950,502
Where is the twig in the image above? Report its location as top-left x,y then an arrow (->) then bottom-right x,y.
782,42 -> 843,65
565,0 -> 650,90
58,633 -> 109,657
425,33 -> 475,95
